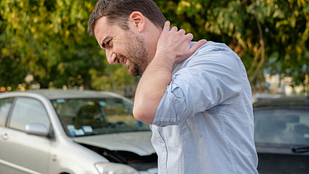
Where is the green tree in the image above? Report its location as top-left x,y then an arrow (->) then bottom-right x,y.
155,0 -> 309,93
0,0 -> 136,92
1,0 -> 309,94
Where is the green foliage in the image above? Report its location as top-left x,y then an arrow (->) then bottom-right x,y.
1,0 -> 309,93
155,0 -> 309,93
0,0 -> 137,91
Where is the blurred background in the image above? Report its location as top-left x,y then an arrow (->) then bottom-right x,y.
0,0 -> 309,100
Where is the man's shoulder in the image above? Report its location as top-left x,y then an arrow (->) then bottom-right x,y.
172,41 -> 240,73
184,41 -> 235,64
191,41 -> 231,53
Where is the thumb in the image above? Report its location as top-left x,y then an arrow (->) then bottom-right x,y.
189,39 -> 207,54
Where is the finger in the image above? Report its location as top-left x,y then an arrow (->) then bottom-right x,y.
179,29 -> 185,34
189,39 -> 207,54
163,21 -> 170,31
171,26 -> 178,31
185,33 -> 193,41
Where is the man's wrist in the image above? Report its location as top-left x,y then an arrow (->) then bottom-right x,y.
154,51 -> 175,70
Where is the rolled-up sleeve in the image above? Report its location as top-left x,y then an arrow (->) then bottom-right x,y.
152,43 -> 245,127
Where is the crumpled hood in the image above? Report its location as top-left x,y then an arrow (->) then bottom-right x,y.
73,131 -> 155,156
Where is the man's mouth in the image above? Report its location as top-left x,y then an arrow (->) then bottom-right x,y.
118,57 -> 126,64
125,58 -> 130,68
118,57 -> 130,68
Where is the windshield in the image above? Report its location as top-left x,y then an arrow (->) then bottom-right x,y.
51,97 -> 150,137
254,108 -> 309,146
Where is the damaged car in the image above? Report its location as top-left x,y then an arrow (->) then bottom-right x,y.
0,89 -> 157,174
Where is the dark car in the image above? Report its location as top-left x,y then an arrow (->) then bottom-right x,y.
253,96 -> 309,174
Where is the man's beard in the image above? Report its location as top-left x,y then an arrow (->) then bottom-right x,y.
124,33 -> 148,76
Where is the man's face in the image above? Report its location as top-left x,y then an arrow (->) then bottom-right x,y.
94,16 -> 148,76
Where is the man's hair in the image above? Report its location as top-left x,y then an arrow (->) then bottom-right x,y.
88,0 -> 166,36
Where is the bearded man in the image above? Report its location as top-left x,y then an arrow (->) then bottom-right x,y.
88,0 -> 258,173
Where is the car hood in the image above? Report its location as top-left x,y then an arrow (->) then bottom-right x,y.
73,131 -> 155,156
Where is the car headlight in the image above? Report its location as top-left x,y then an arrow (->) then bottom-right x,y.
95,162 -> 139,174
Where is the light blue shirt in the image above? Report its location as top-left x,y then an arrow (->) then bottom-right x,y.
150,41 -> 258,174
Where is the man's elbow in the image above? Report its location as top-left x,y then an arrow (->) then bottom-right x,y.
133,106 -> 155,125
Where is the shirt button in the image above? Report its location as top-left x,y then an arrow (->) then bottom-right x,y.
161,143 -> 165,149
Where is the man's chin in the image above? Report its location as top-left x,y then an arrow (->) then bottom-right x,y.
128,73 -> 138,77
128,69 -> 142,77
127,69 -> 138,77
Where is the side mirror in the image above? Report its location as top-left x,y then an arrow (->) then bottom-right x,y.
25,123 -> 49,136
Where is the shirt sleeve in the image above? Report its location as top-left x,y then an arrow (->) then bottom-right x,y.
152,44 -> 246,127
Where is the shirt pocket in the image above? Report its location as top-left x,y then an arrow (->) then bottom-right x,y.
162,121 -> 190,147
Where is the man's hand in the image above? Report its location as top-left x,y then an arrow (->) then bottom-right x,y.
156,21 -> 207,63
133,21 -> 206,124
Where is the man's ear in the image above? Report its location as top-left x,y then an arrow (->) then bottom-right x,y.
128,11 -> 145,33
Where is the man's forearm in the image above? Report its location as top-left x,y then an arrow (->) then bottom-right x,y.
132,21 -> 206,124
133,53 -> 174,124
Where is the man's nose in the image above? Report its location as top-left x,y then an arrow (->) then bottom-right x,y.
106,49 -> 117,65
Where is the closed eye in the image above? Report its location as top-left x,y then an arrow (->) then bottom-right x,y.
103,40 -> 112,49
106,40 -> 111,46
101,37 -> 112,50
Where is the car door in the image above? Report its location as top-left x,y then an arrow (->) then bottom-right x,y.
0,97 -> 51,174
0,97 -> 14,173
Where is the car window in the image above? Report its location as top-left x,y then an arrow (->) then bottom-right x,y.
51,98 -> 149,137
9,97 -> 50,132
0,98 -> 13,126
103,98 -> 134,123
254,108 -> 309,145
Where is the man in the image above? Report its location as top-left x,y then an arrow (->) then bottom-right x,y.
88,0 -> 258,173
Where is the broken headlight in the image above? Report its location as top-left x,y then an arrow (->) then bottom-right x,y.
95,162 -> 139,174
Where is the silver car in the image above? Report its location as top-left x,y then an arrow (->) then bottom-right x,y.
0,89 -> 157,174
